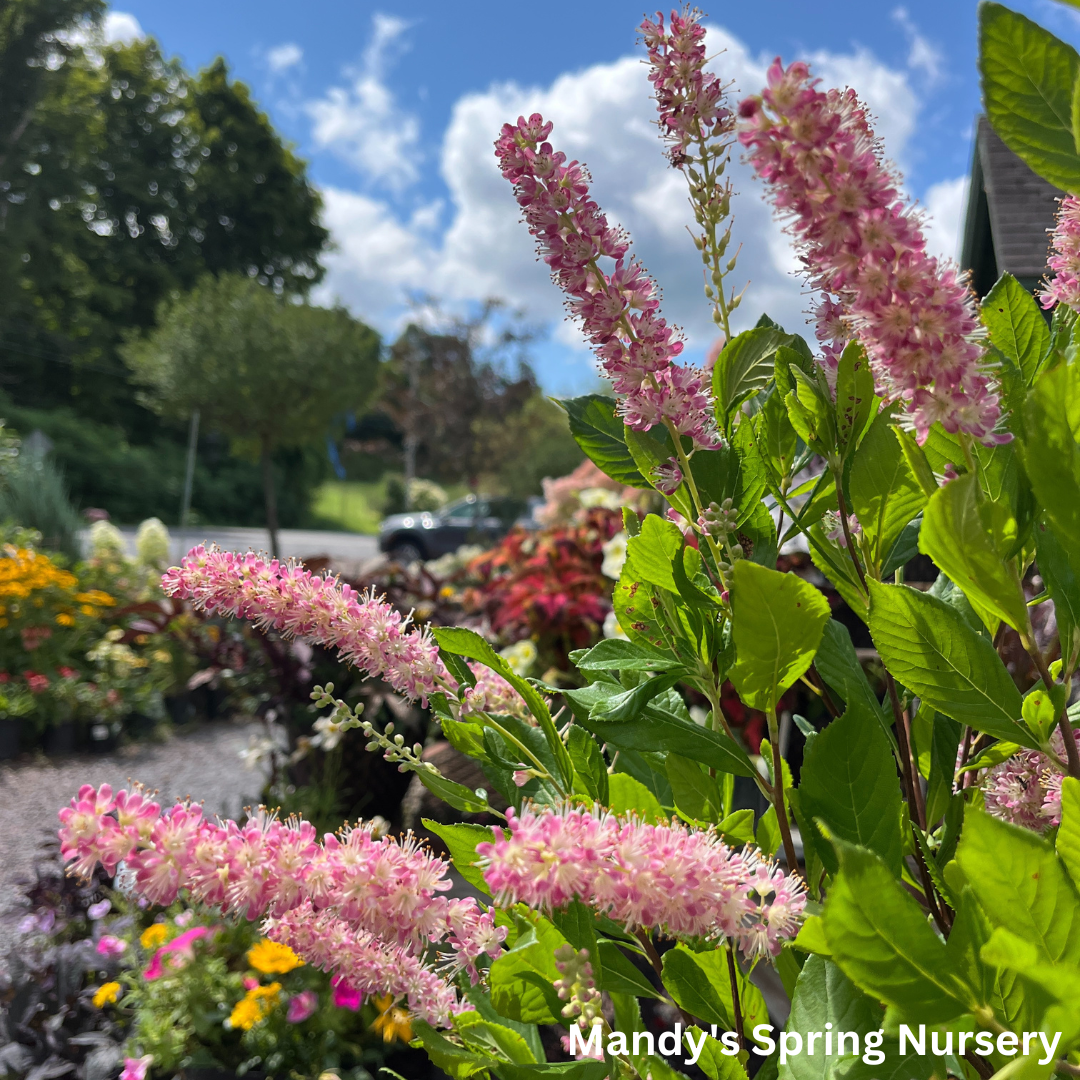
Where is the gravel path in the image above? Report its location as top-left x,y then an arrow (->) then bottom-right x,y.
0,720 -> 268,960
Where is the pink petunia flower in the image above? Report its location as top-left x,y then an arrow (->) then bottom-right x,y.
287,990 -> 319,1023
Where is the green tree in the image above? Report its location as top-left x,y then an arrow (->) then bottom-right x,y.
123,274 -> 381,554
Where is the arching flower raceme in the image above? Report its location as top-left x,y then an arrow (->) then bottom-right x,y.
640,7 -> 732,164
475,803 -> 805,959
495,115 -> 721,451
58,784 -> 506,1025
1040,195 -> 1080,313
162,546 -> 450,704
738,61 -> 1009,446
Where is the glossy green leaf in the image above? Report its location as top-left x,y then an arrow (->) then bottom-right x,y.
571,638 -> 677,673
417,770 -> 495,815
848,412 -> 927,573
918,472 -> 1029,632
567,723 -> 609,804
410,1019 -> 495,1079
423,821 -> 495,894
595,941 -> 660,999
955,807 -> 1080,965
557,394 -> 649,488
496,1062 -> 611,1080
606,772 -> 665,822
729,561 -> 831,710
489,917 -> 568,1024
867,580 -> 1033,746
713,325 -> 793,419
834,340 -> 875,451
456,1012 -> 538,1065
798,704 -> 903,876
785,367 -> 836,456
982,273 -> 1050,387
979,2 -> 1080,191
821,840 -> 972,1020
666,753 -> 722,823
626,514 -> 684,594
1058,776 -> 1080,888
813,620 -> 892,735
779,956 -> 881,1080
660,944 -> 768,1036
1036,521 -> 1080,673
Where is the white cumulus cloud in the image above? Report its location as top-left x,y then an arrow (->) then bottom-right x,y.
305,13 -> 419,190
267,42 -> 303,73
922,176 -> 969,263
102,10 -> 143,44
315,21 -> 924,382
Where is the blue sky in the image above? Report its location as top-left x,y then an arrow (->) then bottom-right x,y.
104,0 -> 1080,391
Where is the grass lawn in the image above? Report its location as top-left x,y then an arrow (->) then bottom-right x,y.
310,480 -> 388,534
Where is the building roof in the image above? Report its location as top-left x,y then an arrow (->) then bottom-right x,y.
961,116 -> 1062,297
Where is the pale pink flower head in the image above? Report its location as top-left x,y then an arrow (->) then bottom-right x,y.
1040,195 -> 1080,311
287,990 -> 319,1023
739,60 -> 1010,446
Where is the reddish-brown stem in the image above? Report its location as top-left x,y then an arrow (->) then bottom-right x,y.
635,929 -> 694,1028
725,943 -> 746,1054
1025,637 -> 1080,780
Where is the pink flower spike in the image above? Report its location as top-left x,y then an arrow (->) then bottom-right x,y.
287,990 -> 319,1023
738,61 -> 1010,446
161,547 -> 450,705
331,976 -> 363,1011
1040,195 -> 1080,312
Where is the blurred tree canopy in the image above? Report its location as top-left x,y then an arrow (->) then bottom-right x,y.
124,273 -> 381,553
374,304 -> 582,497
0,0 -> 336,524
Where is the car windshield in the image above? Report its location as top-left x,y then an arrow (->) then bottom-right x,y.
440,498 -> 479,520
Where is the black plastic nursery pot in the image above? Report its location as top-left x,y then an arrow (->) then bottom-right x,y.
0,717 -> 19,760
43,719 -> 78,756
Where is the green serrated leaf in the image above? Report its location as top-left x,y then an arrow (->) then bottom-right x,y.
798,704 -> 904,876
606,772 -> 666,822
729,561 -> 831,710
834,340 -> 875,451
713,326 -> 793,421
979,2 -> 1080,191
423,820 -> 495,894
557,394 -> 649,487
660,944 -> 768,1037
666,753 -> 722,823
982,273 -> 1051,387
918,472 -> 1029,632
821,840 -> 973,1021
867,581 -> 1034,746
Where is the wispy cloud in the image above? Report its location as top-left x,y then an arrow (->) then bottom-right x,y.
892,7 -> 945,87
304,13 -> 420,190
267,42 -> 303,74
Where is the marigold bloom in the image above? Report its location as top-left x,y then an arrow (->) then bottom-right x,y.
738,61 -> 1008,446
92,981 -> 121,1008
247,938 -> 304,974
229,982 -> 282,1030
139,923 -> 169,950
162,546 -> 449,704
371,993 -> 413,1043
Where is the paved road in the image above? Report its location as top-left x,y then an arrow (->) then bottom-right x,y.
0,721 -> 269,963
111,526 -> 380,564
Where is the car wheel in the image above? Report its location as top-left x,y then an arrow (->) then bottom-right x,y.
389,541 -> 424,567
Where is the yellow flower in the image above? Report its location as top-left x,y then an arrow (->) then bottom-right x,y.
80,605 -> 97,616
246,939 -> 304,975
371,994 -> 412,1044
56,612 -> 75,627
140,923 -> 170,949
92,981 -> 122,1008
228,982 -> 282,1030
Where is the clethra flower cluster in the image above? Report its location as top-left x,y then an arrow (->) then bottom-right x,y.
640,7 -> 732,163
981,729 -> 1080,833
461,662 -> 531,722
1040,195 -> 1080,313
739,61 -> 1009,445
476,802 -> 805,959
58,784 -> 506,1026
162,545 -> 449,704
495,115 -> 721,452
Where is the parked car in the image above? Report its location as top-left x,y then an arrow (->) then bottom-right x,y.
378,494 -> 535,564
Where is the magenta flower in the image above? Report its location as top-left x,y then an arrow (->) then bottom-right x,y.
1040,195 -> 1080,312
738,60 -> 1009,446
120,1057 -> 152,1080
476,802 -> 805,960
143,926 -> 213,980
96,934 -> 127,959
287,989 -> 319,1023
495,115 -> 721,452
331,976 -> 363,1011
161,546 -> 450,704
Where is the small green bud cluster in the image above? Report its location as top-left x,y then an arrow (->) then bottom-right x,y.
553,945 -> 602,1025
700,498 -> 738,539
